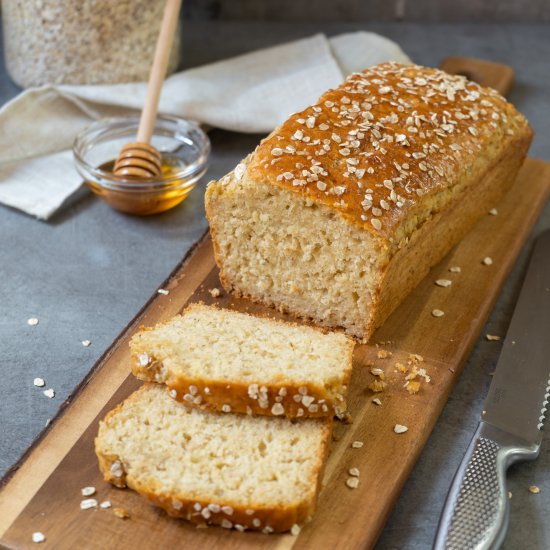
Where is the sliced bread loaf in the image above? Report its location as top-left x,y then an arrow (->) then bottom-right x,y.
95,384 -> 332,533
130,304 -> 354,418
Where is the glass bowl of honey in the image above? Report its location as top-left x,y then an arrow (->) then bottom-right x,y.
73,115 -> 210,215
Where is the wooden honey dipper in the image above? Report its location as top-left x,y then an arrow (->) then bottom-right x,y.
113,0 -> 182,179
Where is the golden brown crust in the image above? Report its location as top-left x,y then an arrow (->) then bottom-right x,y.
132,366 -> 351,419
95,385 -> 333,533
369,131 -> 532,331
246,62 -> 531,243
130,303 -> 355,418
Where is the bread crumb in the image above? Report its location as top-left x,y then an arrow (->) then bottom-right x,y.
80,498 -> 98,510
486,334 -> 501,341
81,486 -> 96,497
372,397 -> 382,406
157,288 -> 169,295
33,377 -> 45,387
435,279 -> 452,287
43,388 -> 55,399
290,524 -> 301,536
529,485 -> 540,494
395,362 -> 407,373
113,507 -> 131,519
406,380 -> 421,394
394,424 -> 408,434
377,350 -> 392,359
346,477 -> 360,489
489,208 -> 498,215
349,467 -> 360,477
100,500 -> 112,509
32,532 -> 45,543
351,440 -> 364,449
408,354 -> 424,363
431,309 -> 445,317
209,287 -> 221,298
482,257 -> 493,266
82,340 -> 91,347
27,317 -> 39,326
449,266 -> 461,273
368,379 -> 388,393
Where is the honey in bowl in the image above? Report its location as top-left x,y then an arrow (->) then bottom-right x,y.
87,153 -> 191,216
73,116 -> 210,216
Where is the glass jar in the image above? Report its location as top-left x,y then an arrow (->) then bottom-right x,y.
73,116 -> 210,216
2,0 -> 181,87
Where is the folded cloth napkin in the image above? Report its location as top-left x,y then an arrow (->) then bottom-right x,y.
0,32 -> 410,219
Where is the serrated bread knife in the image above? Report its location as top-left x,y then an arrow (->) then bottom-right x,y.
434,229 -> 550,550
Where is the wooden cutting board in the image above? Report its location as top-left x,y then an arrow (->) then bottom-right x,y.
0,157 -> 549,550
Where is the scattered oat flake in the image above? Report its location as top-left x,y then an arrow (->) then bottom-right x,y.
33,377 -> 45,387
290,524 -> 301,536
346,477 -> 360,489
80,498 -> 98,510
449,266 -> 461,274
349,468 -> 360,477
377,350 -> 391,359
27,317 -> 39,326
482,257 -> 493,266
43,388 -> 55,399
81,486 -> 96,497
489,208 -> 498,216
508,491 -> 513,499
157,288 -> 169,295
432,309 -> 445,317
486,334 -> 501,341
82,340 -> 91,347
370,367 -> 385,377
114,507 -> 130,519
529,485 -> 540,494
209,287 -> 221,298
372,397 -> 382,406
100,500 -> 112,509
351,441 -> 364,449
32,532 -> 46,543
435,279 -> 452,287
394,424 -> 408,434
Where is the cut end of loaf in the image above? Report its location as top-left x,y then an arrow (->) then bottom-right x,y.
130,304 -> 355,418
95,384 -> 332,533
206,177 -> 384,340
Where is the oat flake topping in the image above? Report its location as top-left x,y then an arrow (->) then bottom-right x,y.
249,62 -> 527,240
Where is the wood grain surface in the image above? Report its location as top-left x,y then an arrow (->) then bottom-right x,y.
0,158 -> 549,550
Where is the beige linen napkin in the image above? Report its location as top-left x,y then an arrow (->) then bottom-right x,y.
0,32 -> 410,219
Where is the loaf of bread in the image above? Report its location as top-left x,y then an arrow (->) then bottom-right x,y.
95,384 -> 332,533
205,62 -> 532,340
130,304 -> 354,418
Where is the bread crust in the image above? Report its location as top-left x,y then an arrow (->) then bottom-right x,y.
130,303 -> 355,418
95,384 -> 333,533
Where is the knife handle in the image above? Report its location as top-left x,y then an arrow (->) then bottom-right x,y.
433,422 -> 539,550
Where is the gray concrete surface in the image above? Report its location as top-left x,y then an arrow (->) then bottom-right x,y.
1,22 -> 549,549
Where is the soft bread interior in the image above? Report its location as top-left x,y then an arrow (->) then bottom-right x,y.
208,179 -> 382,338
96,384 -> 330,507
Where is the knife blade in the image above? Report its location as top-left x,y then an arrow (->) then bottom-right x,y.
434,229 -> 550,550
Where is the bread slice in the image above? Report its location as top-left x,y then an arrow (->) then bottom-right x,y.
130,304 -> 354,418
205,62 -> 532,340
95,384 -> 332,533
